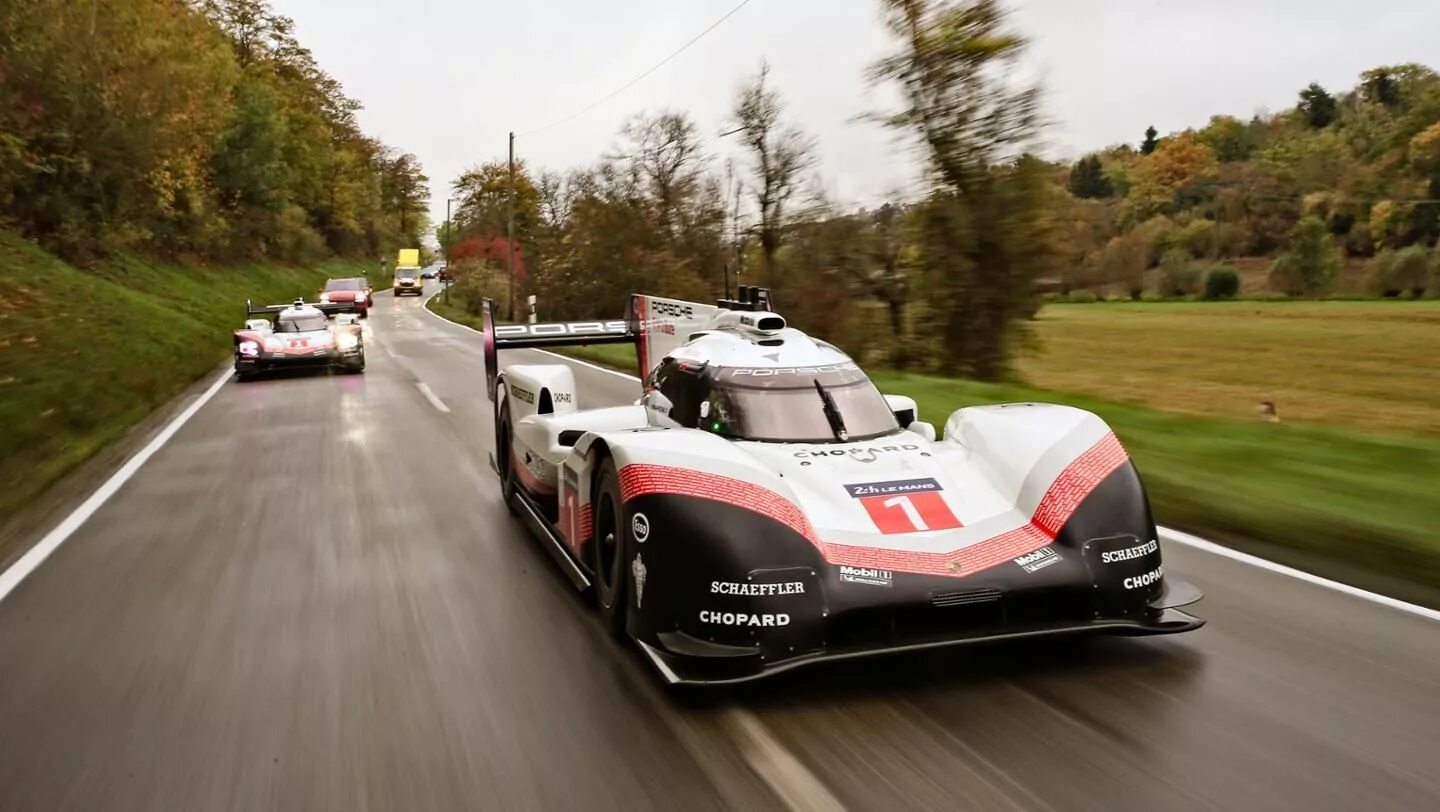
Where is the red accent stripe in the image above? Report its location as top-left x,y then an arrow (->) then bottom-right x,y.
620,465 -> 817,541
1030,432 -> 1128,537
616,432 -> 1129,578
512,449 -> 558,495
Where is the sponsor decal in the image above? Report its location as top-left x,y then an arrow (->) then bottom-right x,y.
839,565 -> 893,587
554,391 -> 573,404
699,610 -> 790,627
792,444 -> 920,462
632,554 -> 647,608
494,321 -> 629,338
711,581 -> 806,596
1124,565 -> 1163,590
845,478 -> 962,535
844,478 -> 939,497
1101,539 -> 1158,564
726,363 -> 860,378
650,300 -> 696,319
631,512 -> 650,543
511,385 -> 535,404
1014,547 -> 1061,573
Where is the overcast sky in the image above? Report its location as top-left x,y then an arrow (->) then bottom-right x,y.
273,0 -> 1440,228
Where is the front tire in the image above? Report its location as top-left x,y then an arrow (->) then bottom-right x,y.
592,458 -> 629,637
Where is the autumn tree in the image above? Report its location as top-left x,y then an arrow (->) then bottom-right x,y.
1126,133 -> 1219,221
1270,216 -> 1340,296
1298,82 -> 1337,128
1141,125 -> 1160,155
729,62 -> 816,287
872,0 -> 1053,379
614,111 -> 706,239
1067,154 -> 1113,199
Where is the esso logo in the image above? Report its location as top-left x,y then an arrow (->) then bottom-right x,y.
631,513 -> 650,543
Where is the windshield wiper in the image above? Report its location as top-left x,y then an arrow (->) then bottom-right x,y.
813,379 -> 848,442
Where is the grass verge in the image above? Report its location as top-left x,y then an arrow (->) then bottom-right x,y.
0,230 -> 368,525
1019,300 -> 1440,437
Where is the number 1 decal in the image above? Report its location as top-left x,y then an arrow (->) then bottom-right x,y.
845,479 -> 962,535
882,495 -> 930,531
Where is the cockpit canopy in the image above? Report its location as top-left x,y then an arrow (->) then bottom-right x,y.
644,358 -> 898,443
276,308 -> 328,333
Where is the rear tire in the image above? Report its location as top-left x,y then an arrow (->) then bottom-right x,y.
592,458 -> 629,637
496,396 -> 518,514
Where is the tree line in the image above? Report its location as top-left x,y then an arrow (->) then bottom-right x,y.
441,0 -> 1440,380
0,0 -> 428,262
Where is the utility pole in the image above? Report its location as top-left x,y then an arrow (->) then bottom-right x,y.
507,131 -> 517,321
444,197 -> 452,305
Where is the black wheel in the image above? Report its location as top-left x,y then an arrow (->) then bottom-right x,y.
592,458 -> 629,637
496,396 -> 518,514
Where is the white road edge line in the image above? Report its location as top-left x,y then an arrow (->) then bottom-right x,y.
724,708 -> 847,812
0,367 -> 233,604
420,292 -> 1439,621
1159,528 -> 1440,622
415,382 -> 451,413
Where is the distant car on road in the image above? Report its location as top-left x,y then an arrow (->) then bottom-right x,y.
233,299 -> 365,381
421,264 -> 440,279
393,266 -> 424,296
319,277 -> 371,318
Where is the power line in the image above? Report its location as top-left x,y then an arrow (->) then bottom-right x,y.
519,0 -> 755,138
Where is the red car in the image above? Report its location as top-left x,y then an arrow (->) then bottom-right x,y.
319,277 -> 372,318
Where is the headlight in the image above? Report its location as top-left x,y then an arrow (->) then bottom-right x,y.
356,291 -> 367,302
238,341 -> 260,357
337,334 -> 359,351
320,293 -> 331,303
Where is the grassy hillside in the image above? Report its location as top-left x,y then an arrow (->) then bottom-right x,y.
1019,301 -> 1440,437
0,231 -> 368,523
429,300 -> 1437,596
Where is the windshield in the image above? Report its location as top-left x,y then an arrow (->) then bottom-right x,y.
324,278 -> 363,291
396,268 -> 419,279
706,363 -> 898,443
277,314 -> 328,333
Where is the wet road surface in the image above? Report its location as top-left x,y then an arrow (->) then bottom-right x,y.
1,286 -> 1437,810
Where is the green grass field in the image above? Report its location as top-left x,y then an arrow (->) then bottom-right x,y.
0,231 -> 367,523
430,308 -> 1437,595
1019,301 -> 1440,438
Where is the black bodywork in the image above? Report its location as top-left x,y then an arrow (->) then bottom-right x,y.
615,460 -> 1203,684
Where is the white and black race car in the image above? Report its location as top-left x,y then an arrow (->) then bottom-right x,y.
482,286 -> 1203,684
233,299 -> 366,380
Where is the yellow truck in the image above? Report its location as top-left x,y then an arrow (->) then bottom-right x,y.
392,248 -> 424,296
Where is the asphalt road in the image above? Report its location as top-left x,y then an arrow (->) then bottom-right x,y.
1,285 -> 1437,810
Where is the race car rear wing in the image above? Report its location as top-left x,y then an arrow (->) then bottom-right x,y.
479,286 -> 777,402
245,298 -> 357,317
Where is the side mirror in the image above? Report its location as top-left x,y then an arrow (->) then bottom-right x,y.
882,394 -> 919,428
907,421 -> 937,442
